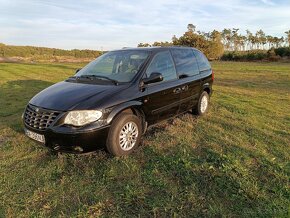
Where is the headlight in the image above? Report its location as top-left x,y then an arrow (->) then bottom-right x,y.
64,110 -> 102,127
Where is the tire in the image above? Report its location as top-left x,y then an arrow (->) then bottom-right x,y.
193,91 -> 210,116
106,113 -> 142,156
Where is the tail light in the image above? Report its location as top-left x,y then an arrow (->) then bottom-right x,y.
212,70 -> 214,81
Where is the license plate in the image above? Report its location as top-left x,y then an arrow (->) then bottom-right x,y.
24,128 -> 45,144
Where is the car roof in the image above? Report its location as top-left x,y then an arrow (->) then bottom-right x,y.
111,46 -> 201,52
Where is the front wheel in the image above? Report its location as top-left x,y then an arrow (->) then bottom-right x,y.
193,91 -> 210,116
106,113 -> 142,156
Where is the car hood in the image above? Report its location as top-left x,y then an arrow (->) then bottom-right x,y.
29,81 -> 126,111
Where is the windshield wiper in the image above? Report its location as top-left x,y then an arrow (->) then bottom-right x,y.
79,75 -> 119,85
67,76 -> 79,80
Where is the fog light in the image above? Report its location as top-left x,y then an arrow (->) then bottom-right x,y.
74,146 -> 83,152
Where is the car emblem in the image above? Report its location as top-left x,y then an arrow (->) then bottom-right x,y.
35,107 -> 39,112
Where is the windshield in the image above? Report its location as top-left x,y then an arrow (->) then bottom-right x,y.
75,50 -> 149,83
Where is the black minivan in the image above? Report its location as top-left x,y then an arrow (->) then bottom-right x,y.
23,47 -> 213,156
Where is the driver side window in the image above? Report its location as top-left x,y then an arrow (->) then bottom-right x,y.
146,51 -> 177,82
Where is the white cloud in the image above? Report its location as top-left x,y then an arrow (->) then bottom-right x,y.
260,0 -> 275,6
0,0 -> 289,50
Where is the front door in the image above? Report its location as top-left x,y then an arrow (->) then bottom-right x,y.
142,50 -> 181,124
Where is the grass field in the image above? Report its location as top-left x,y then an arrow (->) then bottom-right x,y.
0,61 -> 289,217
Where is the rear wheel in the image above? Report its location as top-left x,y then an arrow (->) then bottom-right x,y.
106,113 -> 142,156
193,91 -> 210,116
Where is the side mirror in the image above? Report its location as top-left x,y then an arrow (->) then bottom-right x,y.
76,68 -> 82,73
143,72 -> 163,85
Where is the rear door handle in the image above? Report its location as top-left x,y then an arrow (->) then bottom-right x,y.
173,88 -> 182,94
181,85 -> 188,91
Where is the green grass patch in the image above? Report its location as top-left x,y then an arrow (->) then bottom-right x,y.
0,61 -> 289,217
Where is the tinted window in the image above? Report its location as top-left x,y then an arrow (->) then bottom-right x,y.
171,48 -> 199,76
194,50 -> 211,71
146,51 -> 177,82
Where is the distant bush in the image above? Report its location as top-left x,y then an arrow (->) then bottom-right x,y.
274,47 -> 290,57
221,50 -> 269,61
221,47 -> 290,61
0,43 -> 102,59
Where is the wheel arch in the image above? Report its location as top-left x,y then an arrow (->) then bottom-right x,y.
106,101 -> 147,133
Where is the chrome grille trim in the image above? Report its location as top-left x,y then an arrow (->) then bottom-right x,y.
24,104 -> 60,130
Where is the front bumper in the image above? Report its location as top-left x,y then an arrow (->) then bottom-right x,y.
24,124 -> 110,153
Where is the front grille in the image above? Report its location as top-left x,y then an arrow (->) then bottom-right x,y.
24,104 -> 60,130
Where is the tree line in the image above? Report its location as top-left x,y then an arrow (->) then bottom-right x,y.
221,28 -> 289,51
0,43 -> 102,59
138,24 -> 290,60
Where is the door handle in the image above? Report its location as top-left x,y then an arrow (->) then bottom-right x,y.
173,87 -> 181,94
181,85 -> 188,91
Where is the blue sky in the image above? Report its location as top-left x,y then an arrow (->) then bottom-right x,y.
0,0 -> 289,50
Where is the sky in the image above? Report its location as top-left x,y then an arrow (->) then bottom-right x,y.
0,0 -> 289,50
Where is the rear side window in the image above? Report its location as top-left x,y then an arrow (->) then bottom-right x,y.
172,48 -> 199,76
171,48 -> 199,77
194,50 -> 211,72
146,50 -> 177,82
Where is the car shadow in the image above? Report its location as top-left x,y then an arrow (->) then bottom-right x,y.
144,111 -> 195,137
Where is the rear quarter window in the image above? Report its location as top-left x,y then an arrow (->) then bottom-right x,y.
194,50 -> 211,72
171,48 -> 199,76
